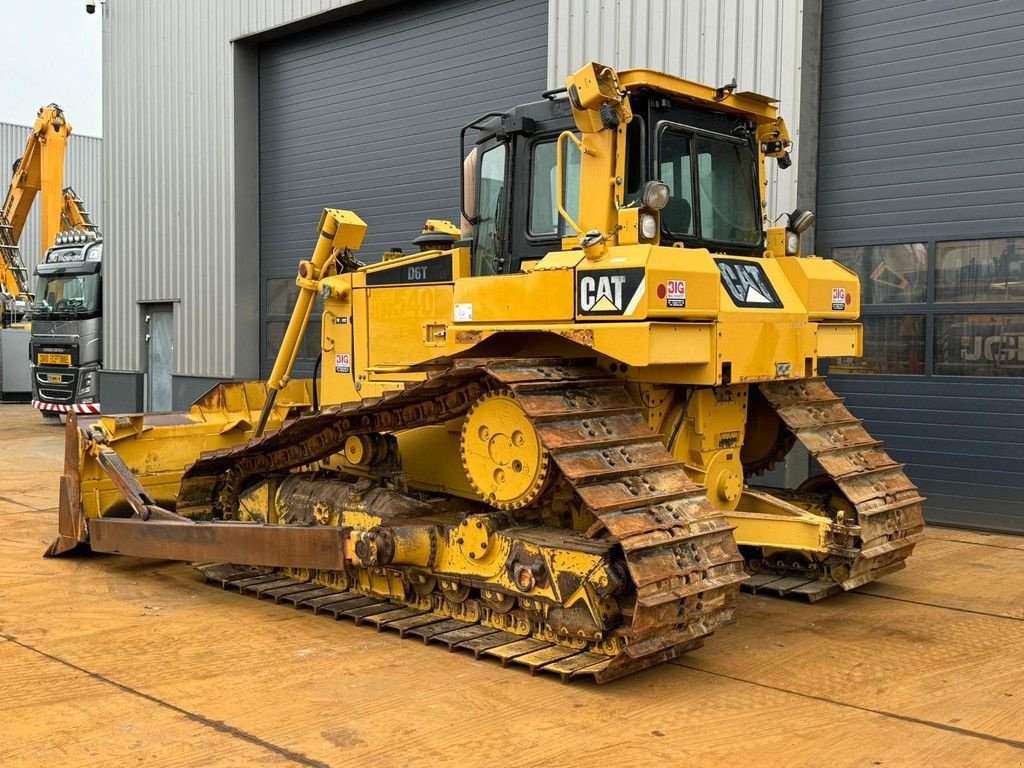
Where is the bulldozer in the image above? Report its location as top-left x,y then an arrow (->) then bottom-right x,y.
47,63 -> 924,682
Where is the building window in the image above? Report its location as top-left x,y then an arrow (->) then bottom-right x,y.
266,277 -> 300,314
263,278 -> 323,368
266,319 -> 321,361
830,315 -> 925,375
934,314 -> 1024,377
830,238 -> 1024,379
935,238 -> 1024,303
831,244 -> 927,304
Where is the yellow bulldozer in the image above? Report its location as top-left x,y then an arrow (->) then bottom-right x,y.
47,63 -> 924,682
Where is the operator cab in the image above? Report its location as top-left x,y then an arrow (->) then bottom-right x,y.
32,234 -> 103,322
463,89 -> 765,277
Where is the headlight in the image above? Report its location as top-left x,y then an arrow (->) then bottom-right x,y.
640,180 -> 670,210
785,230 -> 800,255
640,212 -> 658,240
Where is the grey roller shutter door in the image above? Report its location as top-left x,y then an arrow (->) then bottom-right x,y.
258,0 -> 548,377
817,0 -> 1024,533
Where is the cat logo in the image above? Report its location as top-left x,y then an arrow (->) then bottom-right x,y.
577,268 -> 646,316
714,258 -> 783,309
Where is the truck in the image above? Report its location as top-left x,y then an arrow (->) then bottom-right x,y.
30,226 -> 103,418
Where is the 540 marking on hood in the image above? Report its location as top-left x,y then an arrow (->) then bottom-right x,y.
577,268 -> 646,316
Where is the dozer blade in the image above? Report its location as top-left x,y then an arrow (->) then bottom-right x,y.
45,379 -> 314,557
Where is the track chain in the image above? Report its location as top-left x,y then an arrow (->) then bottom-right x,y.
179,360 -> 746,682
756,377 -> 926,591
197,563 -> 697,682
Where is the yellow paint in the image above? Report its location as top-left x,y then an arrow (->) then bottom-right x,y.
452,269 -> 575,323
77,380 -> 312,520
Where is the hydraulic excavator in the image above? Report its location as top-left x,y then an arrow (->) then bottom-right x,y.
0,104 -> 103,412
2,104 -> 72,320
48,63 -> 924,682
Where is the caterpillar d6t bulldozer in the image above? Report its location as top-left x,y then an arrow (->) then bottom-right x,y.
48,63 -> 924,683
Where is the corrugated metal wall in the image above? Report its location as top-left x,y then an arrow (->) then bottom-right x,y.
258,0 -> 549,376
102,0 -> 361,377
817,0 -> 1024,243
0,122 -> 103,267
818,0 -> 1024,533
547,0 -> 806,221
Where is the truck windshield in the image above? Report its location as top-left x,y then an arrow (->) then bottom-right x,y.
658,125 -> 761,248
32,273 -> 101,319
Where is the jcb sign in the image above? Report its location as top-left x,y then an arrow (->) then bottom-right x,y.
962,334 -> 1024,363
935,315 -> 1024,376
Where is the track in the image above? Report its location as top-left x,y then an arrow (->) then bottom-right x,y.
742,378 -> 926,599
195,563 -> 688,682
178,361 -> 747,682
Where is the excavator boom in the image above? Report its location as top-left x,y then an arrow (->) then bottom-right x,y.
0,104 -> 73,304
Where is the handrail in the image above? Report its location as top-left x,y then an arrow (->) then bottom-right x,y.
556,130 -> 588,238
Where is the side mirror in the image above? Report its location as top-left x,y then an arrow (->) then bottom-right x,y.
788,209 -> 815,234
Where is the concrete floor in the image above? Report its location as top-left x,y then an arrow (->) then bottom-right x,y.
0,403 -> 1022,768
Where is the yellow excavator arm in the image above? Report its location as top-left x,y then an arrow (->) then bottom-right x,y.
60,187 -> 99,234
0,104 -> 73,303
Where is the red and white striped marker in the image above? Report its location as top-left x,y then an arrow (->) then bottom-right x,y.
32,400 -> 101,415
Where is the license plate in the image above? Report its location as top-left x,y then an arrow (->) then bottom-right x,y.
38,353 -> 71,365
47,374 -> 63,383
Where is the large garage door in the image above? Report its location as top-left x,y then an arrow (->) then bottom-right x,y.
817,0 -> 1024,532
258,0 -> 548,377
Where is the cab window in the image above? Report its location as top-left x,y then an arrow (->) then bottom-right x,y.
473,143 -> 507,276
658,124 -> 760,247
528,138 -> 581,237
659,131 -> 695,236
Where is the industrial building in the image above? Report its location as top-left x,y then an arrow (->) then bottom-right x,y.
96,0 -> 1023,534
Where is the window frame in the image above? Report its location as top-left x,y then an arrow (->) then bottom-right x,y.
261,270 -> 322,376
471,139 -> 511,277
653,120 -> 763,252
523,132 -> 581,244
826,233 -> 1024,381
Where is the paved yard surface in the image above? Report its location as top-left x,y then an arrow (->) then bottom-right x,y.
1,403 -> 1022,767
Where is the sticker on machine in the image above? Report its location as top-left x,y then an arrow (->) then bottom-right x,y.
714,258 -> 784,309
577,268 -> 646,316
665,279 -> 687,308
454,303 -> 473,322
335,353 -> 351,374
832,287 -> 848,311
